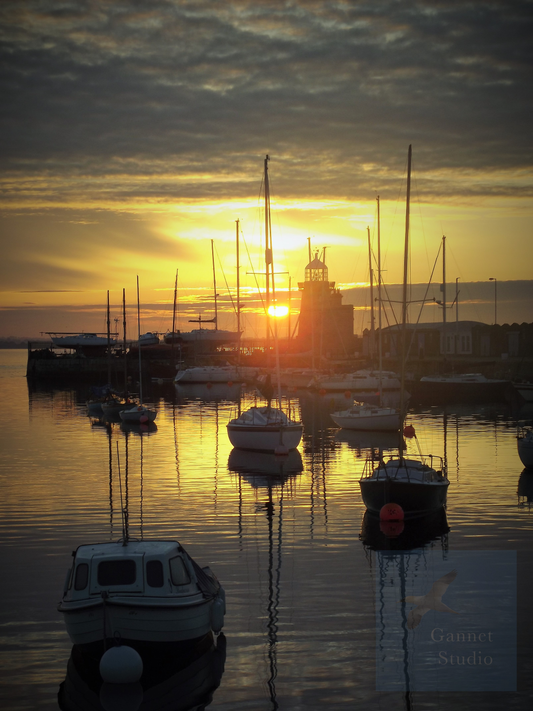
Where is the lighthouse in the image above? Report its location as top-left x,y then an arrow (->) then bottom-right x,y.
295,251 -> 354,358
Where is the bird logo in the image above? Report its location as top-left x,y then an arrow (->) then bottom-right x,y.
401,569 -> 459,629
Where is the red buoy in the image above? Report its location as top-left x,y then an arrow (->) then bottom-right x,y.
139,415 -> 148,424
379,503 -> 404,521
344,390 -> 351,398
206,382 -> 212,389
319,388 -> 326,396
227,380 -> 233,386
403,424 -> 416,438
380,520 -> 405,538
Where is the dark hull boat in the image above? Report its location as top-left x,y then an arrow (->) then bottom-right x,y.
358,147 -> 449,519
413,373 -> 511,405
359,456 -> 449,517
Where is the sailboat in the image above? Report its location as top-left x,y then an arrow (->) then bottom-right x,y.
359,147 -> 449,516
227,156 -> 303,454
119,277 -> 157,424
331,198 -> 401,431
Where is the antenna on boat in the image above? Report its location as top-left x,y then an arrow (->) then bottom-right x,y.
116,442 -> 129,545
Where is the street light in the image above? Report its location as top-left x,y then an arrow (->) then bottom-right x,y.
489,277 -> 497,325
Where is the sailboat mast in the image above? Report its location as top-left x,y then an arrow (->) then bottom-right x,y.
211,239 -> 218,330
400,145 -> 412,426
264,155 -> 273,353
136,275 -> 142,404
236,219 -> 241,360
106,290 -> 111,384
171,269 -> 178,365
123,288 -> 127,398
367,226 -> 375,364
442,234 -> 446,359
377,195 -> 383,404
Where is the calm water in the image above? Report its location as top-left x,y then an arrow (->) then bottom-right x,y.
1,350 -> 533,710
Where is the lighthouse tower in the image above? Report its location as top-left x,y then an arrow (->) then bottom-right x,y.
296,251 -> 354,358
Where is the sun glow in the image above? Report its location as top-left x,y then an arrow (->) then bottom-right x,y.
268,305 -> 289,317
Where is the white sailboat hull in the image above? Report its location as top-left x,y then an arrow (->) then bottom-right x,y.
227,423 -> 303,452
331,406 -> 400,431
175,366 -> 252,384
119,404 -> 157,423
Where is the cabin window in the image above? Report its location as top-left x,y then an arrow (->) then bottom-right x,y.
170,556 -> 191,586
98,559 -> 136,586
146,560 -> 164,588
74,563 -> 89,590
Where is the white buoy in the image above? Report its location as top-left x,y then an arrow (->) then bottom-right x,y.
99,645 -> 143,684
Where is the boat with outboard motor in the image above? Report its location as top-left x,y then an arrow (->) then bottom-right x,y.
57,538 -> 225,646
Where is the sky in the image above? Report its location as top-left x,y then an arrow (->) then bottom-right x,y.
1,0 -> 532,339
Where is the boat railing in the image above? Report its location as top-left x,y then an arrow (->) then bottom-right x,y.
361,453 -> 447,482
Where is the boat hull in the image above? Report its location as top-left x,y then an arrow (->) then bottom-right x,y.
175,367 -> 250,384
119,405 -> 157,423
59,593 -> 225,646
412,378 -> 511,404
359,458 -> 449,516
359,477 -> 449,516
330,410 -> 400,431
227,424 -> 302,452
518,434 -> 533,469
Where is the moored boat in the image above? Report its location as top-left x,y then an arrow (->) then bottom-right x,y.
50,333 -> 117,349
308,369 -> 401,396
175,365 -> 252,384
138,331 -> 160,346
227,406 -> 303,453
415,372 -> 511,404
359,454 -> 449,516
358,146 -> 449,517
57,539 -> 225,646
331,402 -> 400,432
517,428 -> 533,469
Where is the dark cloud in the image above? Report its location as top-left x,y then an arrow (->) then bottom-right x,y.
1,0 -> 531,205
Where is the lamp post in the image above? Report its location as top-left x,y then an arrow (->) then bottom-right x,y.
489,277 -> 497,325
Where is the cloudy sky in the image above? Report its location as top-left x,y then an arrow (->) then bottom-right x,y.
1,0 -> 532,338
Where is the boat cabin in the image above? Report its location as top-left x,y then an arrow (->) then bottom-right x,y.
63,540 -> 202,602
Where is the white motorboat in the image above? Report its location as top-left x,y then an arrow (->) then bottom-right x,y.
119,403 -> 157,423
58,539 -> 225,646
416,372 -> 510,404
308,369 -> 402,395
180,328 -> 240,344
138,331 -> 160,346
358,147 -> 449,517
517,428 -> 533,469
175,365 -> 253,384
331,402 -> 401,431
227,406 -> 303,453
50,333 -> 117,349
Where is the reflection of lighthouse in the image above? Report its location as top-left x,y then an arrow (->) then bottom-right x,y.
296,250 -> 354,358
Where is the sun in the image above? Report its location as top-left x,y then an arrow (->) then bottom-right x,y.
267,305 -> 289,318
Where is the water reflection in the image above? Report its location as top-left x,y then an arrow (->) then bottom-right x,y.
174,382 -> 244,404
360,509 -> 450,552
58,633 -> 226,711
517,469 -> 533,507
227,448 -> 303,488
